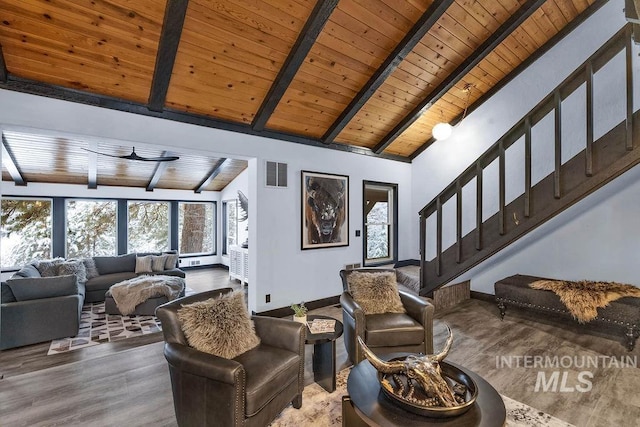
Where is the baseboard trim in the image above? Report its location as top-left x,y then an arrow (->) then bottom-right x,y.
470,290 -> 496,303
394,259 -> 420,267
256,295 -> 341,318
181,263 -> 228,271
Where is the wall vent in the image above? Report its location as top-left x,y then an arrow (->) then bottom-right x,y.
189,260 -> 201,266
266,161 -> 288,188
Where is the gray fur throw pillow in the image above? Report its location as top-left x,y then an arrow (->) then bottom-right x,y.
35,258 -> 65,277
347,271 -> 406,315
83,258 -> 100,280
178,291 -> 260,359
58,260 -> 88,283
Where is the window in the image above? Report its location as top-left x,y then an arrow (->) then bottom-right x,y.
363,182 -> 397,266
1,198 -> 52,269
127,201 -> 170,252
178,202 -> 215,256
66,200 -> 117,258
222,199 -> 238,255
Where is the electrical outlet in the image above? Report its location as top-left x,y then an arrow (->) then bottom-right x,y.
355,230 -> 361,237
266,294 -> 271,303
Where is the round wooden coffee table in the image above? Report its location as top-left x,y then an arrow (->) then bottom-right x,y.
344,355 -> 506,426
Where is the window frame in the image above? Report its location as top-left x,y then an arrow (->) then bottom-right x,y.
222,199 -> 238,256
177,201 -> 216,257
65,198 -> 118,258
1,196 -> 54,271
362,181 -> 398,267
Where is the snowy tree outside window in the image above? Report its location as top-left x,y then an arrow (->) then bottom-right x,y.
178,202 -> 215,255
223,199 -> 238,254
1,198 -> 52,269
66,200 -> 117,258
364,183 -> 396,265
127,201 -> 170,252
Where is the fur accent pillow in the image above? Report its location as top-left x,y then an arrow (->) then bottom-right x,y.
35,258 -> 65,277
151,255 -> 167,272
58,260 -> 87,283
135,256 -> 153,274
178,291 -> 260,359
347,271 -> 406,315
83,258 -> 100,280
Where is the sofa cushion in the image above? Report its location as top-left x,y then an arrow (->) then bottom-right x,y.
1,281 -> 17,303
94,253 -> 136,275
151,255 -> 167,272
135,255 -> 153,274
58,260 -> 88,283
85,272 -> 137,292
83,257 -> 100,280
6,275 -> 78,301
233,344 -> 300,417
347,271 -> 406,315
12,263 -> 42,279
164,253 -> 179,269
364,313 -> 425,347
34,258 -> 65,277
178,291 -> 260,359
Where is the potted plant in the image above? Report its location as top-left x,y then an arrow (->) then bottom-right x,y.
290,302 -> 308,324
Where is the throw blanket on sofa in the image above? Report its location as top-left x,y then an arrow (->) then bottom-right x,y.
110,275 -> 184,316
530,279 -> 640,323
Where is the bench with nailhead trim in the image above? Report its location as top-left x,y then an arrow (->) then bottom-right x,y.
495,274 -> 640,351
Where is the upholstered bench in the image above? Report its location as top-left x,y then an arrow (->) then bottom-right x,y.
495,274 -> 640,351
104,277 -> 186,316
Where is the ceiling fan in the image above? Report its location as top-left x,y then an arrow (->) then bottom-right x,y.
83,146 -> 180,162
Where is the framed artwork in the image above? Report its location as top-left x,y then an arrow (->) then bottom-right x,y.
301,170 -> 349,250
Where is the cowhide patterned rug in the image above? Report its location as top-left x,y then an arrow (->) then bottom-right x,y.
270,368 -> 574,427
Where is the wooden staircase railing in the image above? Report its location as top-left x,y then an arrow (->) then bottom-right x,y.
419,24 -> 637,296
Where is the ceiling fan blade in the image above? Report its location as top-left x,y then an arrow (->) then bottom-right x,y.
133,155 -> 180,162
82,147 -> 124,159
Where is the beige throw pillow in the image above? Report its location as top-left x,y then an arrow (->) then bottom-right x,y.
164,253 -> 179,269
347,271 -> 406,315
135,256 -> 153,274
178,291 -> 260,359
151,255 -> 167,272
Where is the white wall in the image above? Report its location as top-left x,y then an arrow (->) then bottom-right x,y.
0,95 -> 413,313
412,0 -> 640,292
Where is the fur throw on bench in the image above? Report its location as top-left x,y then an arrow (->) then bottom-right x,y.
110,275 -> 184,315
530,279 -> 640,323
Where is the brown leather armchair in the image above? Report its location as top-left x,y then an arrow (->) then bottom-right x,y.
340,268 -> 434,364
156,288 -> 305,427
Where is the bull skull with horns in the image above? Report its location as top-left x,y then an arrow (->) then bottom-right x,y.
357,324 -> 459,408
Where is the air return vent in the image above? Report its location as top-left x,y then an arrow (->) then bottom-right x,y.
266,161 -> 288,188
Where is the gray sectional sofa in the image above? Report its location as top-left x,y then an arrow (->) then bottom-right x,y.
0,252 -> 185,350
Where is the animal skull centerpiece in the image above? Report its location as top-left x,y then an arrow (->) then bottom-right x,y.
358,324 -> 471,410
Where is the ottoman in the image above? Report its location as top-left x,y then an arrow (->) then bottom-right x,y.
105,277 -> 186,316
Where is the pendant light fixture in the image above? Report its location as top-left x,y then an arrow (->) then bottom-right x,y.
431,83 -> 474,142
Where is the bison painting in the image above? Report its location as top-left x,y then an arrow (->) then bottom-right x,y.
302,171 -> 349,249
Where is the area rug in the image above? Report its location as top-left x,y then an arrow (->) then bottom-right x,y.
47,301 -> 162,355
270,368 -> 575,427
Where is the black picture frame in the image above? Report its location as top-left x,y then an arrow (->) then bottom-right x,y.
301,170 -> 349,250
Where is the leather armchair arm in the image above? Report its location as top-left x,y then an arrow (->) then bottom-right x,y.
253,316 -> 305,354
164,342 -> 244,385
399,290 -> 434,354
340,291 -> 365,323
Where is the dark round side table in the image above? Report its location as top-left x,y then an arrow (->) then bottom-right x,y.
304,314 -> 343,393
344,355 -> 506,426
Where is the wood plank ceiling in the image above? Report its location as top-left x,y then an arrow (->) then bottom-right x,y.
0,0 -> 605,161
1,131 -> 248,191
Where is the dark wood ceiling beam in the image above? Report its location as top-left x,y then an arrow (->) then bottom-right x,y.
1,135 -> 26,186
251,0 -> 339,131
195,158 -> 227,193
322,0 -> 453,144
147,0 -> 189,112
87,141 -> 98,189
146,151 -> 174,191
0,44 -> 7,83
0,76 -> 410,163
408,0 -> 609,160
373,0 -> 547,154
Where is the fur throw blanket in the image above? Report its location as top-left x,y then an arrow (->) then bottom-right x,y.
110,275 -> 185,315
530,279 -> 640,323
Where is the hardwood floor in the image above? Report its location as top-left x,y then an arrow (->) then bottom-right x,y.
1,268 -> 639,426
